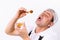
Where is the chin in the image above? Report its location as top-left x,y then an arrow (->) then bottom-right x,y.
36,22 -> 41,25
36,23 -> 41,26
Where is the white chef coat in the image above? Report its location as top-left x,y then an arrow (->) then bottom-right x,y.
29,27 -> 58,40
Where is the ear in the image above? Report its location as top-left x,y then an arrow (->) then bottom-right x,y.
48,22 -> 54,27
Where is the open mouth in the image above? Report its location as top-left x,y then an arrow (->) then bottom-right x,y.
38,17 -> 41,19
38,17 -> 41,21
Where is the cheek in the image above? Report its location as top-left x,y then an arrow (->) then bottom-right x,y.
42,17 -> 49,24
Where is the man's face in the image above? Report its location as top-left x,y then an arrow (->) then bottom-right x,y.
36,10 -> 53,27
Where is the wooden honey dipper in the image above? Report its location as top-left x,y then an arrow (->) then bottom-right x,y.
26,10 -> 33,13
19,10 -> 33,14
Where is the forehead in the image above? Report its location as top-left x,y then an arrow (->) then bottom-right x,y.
41,10 -> 53,17
45,10 -> 52,14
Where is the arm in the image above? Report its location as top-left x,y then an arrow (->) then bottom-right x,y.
5,7 -> 31,40
5,7 -> 27,35
5,15 -> 19,35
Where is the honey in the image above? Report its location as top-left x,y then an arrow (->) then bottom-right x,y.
29,10 -> 33,13
17,23 -> 23,28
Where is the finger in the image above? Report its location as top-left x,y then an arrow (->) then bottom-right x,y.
19,13 -> 26,18
23,22 -> 26,28
22,12 -> 26,14
23,22 -> 25,27
19,7 -> 27,11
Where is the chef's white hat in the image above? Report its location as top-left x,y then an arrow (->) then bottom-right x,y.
46,9 -> 58,23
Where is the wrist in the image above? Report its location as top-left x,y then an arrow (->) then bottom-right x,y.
13,15 -> 19,19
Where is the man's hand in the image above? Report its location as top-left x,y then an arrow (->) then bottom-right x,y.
15,7 -> 27,19
5,7 -> 30,40
14,23 -> 30,39
5,7 -> 27,35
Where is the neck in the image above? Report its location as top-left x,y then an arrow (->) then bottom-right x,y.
35,26 -> 49,33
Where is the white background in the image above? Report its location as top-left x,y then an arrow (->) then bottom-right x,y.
0,0 -> 60,40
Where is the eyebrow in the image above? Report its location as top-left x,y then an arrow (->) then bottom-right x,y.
44,11 -> 51,17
